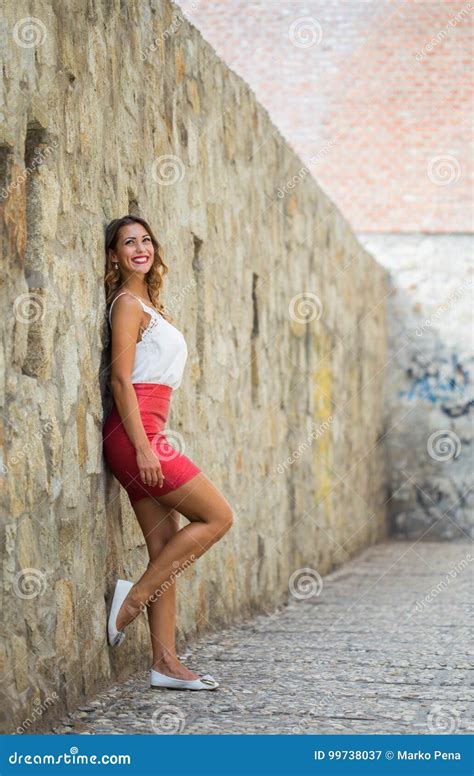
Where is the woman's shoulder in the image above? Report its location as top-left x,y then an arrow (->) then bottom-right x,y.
108,292 -> 145,325
109,291 -> 144,308
109,290 -> 167,322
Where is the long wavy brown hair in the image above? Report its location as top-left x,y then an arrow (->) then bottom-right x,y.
104,215 -> 172,323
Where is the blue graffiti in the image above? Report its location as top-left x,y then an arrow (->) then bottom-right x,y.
399,354 -> 472,416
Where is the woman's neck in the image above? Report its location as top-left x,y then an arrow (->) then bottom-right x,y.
120,281 -> 150,301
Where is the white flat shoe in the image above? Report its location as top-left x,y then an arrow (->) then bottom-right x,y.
150,668 -> 219,691
107,579 -> 134,647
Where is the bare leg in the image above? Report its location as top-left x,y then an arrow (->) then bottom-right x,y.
116,473 -> 233,637
131,497 -> 200,680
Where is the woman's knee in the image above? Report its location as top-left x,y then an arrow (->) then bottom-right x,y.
209,504 -> 234,540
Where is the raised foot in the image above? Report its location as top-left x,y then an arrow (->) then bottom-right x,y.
115,590 -> 143,632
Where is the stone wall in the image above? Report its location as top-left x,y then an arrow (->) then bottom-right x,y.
358,234 -> 473,540
0,0 -> 388,733
174,2 -> 474,541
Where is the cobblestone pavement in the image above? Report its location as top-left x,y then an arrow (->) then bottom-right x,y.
55,540 -> 473,735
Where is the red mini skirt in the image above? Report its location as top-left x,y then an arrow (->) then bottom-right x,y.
102,383 -> 201,506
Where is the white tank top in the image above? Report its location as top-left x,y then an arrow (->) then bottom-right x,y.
108,292 -> 188,390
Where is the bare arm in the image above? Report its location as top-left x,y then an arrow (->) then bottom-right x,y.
109,294 -> 164,487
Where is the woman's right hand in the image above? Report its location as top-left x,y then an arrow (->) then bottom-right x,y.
136,445 -> 164,488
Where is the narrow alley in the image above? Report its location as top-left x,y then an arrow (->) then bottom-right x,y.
54,540 -> 473,735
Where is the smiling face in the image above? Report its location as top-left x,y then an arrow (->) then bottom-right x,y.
110,222 -> 155,277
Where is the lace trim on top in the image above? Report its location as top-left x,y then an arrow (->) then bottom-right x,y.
138,310 -> 161,345
109,292 -> 163,345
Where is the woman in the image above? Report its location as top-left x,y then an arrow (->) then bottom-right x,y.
102,215 -> 233,691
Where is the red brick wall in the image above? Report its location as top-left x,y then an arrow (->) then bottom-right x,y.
179,0 -> 473,233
